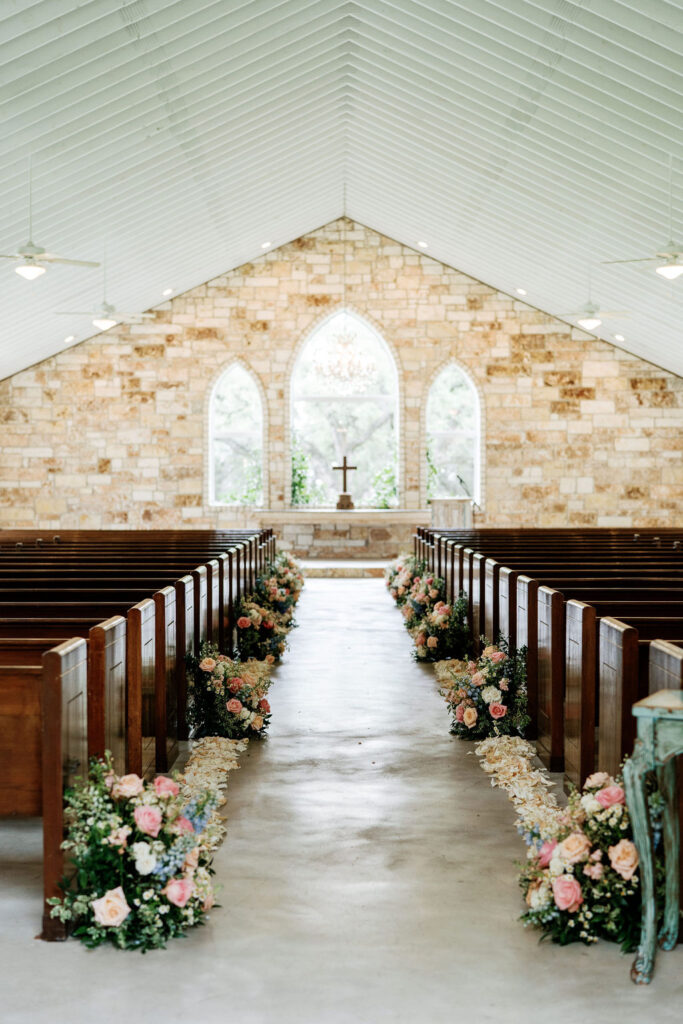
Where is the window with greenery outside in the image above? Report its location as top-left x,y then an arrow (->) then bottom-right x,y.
210,363 -> 264,505
426,363 -> 479,501
291,311 -> 399,507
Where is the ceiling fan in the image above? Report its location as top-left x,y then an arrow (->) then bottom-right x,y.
556,301 -> 630,331
57,256 -> 155,331
602,156 -> 683,280
0,158 -> 99,279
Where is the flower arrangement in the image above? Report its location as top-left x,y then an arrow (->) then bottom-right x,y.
412,595 -> 470,662
442,638 -> 529,739
404,572 -> 447,623
235,597 -> 290,662
48,755 -> 218,952
270,550 -> 305,603
385,554 -> 426,606
188,642 -> 273,739
519,772 -> 642,951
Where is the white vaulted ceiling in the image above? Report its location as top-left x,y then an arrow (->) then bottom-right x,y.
1,0 -> 683,380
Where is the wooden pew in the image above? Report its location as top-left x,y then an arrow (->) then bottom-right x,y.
537,586 -> 565,772
153,586 -> 178,772
126,599 -> 156,779
564,600 -> 596,788
87,616 -> 126,772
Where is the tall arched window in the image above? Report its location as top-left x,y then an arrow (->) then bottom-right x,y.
209,363 -> 264,506
426,363 -> 480,501
290,310 -> 399,507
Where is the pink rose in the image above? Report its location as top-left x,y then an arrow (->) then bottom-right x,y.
263,621 -> 274,630
237,616 -> 252,629
228,677 -> 244,693
490,651 -> 507,663
415,633 -> 427,647
112,774 -> 144,799
104,772 -> 116,789
537,839 -> 557,868
226,698 -> 243,713
154,776 -> 180,798
552,875 -> 583,913
258,698 -> 270,712
106,826 -> 131,852
471,671 -> 485,686
499,677 -> 510,691
198,657 -> 216,672
595,785 -> 625,809
455,703 -> 465,723
585,771 -> 611,789
427,636 -> 438,649
429,589 -> 439,599
134,805 -> 163,837
583,862 -> 604,880
175,816 -> 195,835
489,703 -> 507,719
91,886 -> 131,927
163,877 -> 195,908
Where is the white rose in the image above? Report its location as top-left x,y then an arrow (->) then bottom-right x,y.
239,708 -> 251,721
580,794 -> 602,816
527,879 -> 552,910
131,841 -> 157,875
548,856 -> 565,877
481,685 -> 502,705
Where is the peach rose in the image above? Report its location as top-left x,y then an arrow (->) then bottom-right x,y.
183,847 -> 199,872
489,703 -> 507,719
482,645 -> 498,658
265,655 -> 275,664
471,671 -> 485,686
397,586 -> 405,596
608,839 -> 639,880
595,785 -> 625,809
499,677 -> 510,691
552,875 -> 583,913
199,657 -> 216,672
463,707 -> 478,728
106,825 -> 131,852
585,771 -> 611,789
91,886 -> 131,927
467,661 -> 477,673
429,589 -> 439,599
415,633 -> 426,647
537,839 -> 557,868
427,636 -> 438,649
154,776 -> 179,798
226,698 -> 243,713
112,774 -> 144,799
251,715 -> 264,731
237,616 -> 252,629
583,862 -> 604,880
202,889 -> 215,911
134,805 -> 163,838
455,703 -> 466,723
490,651 -> 507,663
228,677 -> 244,693
558,832 -> 592,865
163,877 -> 195,908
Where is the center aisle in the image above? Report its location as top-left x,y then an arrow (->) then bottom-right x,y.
210,579 -> 680,1023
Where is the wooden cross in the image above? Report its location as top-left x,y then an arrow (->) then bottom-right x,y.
333,455 -> 357,492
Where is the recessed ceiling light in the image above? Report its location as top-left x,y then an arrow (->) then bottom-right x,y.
261,241 -> 272,249
417,241 -> 428,248
516,288 -> 527,295
162,288 -> 174,296
64,335 -> 75,343
614,333 -> 625,342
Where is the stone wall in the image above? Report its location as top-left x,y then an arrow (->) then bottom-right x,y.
0,218 -> 681,537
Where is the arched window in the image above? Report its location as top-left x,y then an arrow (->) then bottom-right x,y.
290,310 -> 399,507
426,363 -> 480,501
209,363 -> 264,506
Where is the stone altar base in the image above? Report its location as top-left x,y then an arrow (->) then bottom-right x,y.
254,510 -> 428,560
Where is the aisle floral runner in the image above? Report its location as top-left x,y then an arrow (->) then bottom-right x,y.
178,736 -> 250,851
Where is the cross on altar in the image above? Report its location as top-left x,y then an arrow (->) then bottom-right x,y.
333,455 -> 357,510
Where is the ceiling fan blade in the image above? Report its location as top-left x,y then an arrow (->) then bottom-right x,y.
0,253 -> 23,260
56,311 -> 97,316
601,257 -> 658,264
598,311 -> 631,318
40,254 -> 100,267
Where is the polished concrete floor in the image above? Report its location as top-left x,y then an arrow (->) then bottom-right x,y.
1,579 -> 681,1022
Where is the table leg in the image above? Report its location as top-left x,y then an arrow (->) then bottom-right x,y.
656,758 -> 680,951
624,745 -> 657,984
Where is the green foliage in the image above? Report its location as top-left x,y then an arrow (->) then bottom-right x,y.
291,435 -> 326,506
369,463 -> 398,508
444,635 -> 529,739
425,444 -> 438,501
186,643 -> 272,740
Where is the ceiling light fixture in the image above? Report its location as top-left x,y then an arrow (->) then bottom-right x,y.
577,316 -> 602,331
614,334 -> 625,342
15,261 -> 46,280
261,241 -> 272,249
64,334 -> 75,343
516,288 -> 527,295
417,241 -> 428,248
162,287 -> 174,296
92,316 -> 118,331
655,257 -> 683,280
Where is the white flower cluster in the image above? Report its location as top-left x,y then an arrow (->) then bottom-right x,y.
474,735 -> 562,839
178,736 -> 250,851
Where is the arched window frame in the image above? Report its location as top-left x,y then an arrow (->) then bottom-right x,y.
421,358 -> 485,509
205,358 -> 268,508
285,306 -> 404,508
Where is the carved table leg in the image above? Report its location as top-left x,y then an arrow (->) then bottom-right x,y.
656,758 -> 680,951
624,745 -> 657,985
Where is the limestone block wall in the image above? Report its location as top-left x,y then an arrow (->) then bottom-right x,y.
0,218 -> 681,533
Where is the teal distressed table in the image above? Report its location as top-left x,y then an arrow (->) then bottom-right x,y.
623,689 -> 683,984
